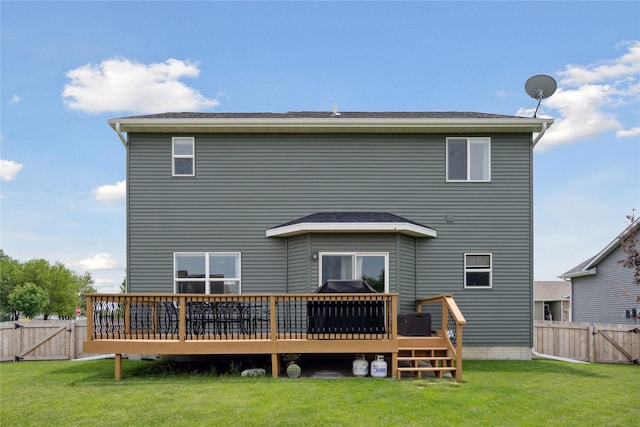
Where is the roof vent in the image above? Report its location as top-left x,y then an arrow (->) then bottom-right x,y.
332,103 -> 341,117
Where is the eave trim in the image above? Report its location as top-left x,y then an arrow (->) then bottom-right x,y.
266,222 -> 438,238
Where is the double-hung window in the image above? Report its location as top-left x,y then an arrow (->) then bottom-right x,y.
446,137 -> 490,182
172,137 -> 195,176
174,252 -> 241,294
464,253 -> 492,288
319,252 -> 388,293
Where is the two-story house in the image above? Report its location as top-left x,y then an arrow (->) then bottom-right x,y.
85,111 -> 553,379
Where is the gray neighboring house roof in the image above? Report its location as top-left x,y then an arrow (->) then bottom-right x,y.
560,219 -> 640,279
266,212 -> 437,238
534,281 -> 571,301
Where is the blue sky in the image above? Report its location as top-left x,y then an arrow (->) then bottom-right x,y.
1,1 -> 639,292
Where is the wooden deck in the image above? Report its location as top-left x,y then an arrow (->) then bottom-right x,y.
83,293 -> 465,380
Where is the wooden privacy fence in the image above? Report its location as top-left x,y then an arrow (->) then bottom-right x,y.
534,321 -> 640,364
0,320 -> 96,362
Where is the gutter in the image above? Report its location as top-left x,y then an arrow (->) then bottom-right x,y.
108,117 -> 554,134
532,121 -> 550,147
113,122 -> 128,147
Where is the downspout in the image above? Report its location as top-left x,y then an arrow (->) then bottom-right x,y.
531,348 -> 588,364
532,121 -> 549,147
114,122 -> 128,147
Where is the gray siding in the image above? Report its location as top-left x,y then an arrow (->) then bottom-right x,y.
286,234 -> 309,293
397,234 -> 417,313
572,233 -> 639,324
127,132 -> 533,346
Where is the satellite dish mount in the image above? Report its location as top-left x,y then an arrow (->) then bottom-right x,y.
525,74 -> 557,118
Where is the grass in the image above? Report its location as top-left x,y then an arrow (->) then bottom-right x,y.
1,358 -> 637,426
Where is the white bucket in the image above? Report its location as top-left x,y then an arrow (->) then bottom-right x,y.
352,355 -> 369,377
370,355 -> 387,378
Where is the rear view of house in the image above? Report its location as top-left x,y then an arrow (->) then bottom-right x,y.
85,111 -> 553,378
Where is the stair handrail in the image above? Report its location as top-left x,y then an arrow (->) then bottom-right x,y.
416,294 -> 466,379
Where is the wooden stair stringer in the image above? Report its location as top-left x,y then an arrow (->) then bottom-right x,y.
397,335 -> 457,379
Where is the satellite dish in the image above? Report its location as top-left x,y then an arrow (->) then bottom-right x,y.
525,74 -> 557,118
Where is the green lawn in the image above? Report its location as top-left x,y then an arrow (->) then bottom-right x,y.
1,358 -> 637,426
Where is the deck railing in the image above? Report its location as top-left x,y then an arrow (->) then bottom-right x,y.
85,293 -> 464,380
85,293 -> 397,343
416,294 -> 467,376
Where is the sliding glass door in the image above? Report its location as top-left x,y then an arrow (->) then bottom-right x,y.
320,252 -> 388,293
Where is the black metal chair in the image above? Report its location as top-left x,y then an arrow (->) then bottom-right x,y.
211,302 -> 249,335
186,301 -> 213,335
161,301 -> 179,335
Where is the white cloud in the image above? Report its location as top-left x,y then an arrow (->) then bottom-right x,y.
534,40 -> 640,150
75,253 -> 119,271
9,95 -> 21,104
93,180 -> 126,202
0,159 -> 24,181
616,126 -> 640,138
558,40 -> 640,85
62,57 -> 219,114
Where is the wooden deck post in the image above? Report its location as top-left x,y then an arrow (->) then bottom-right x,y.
114,353 -> 122,381
269,296 -> 279,378
179,296 -> 186,342
86,295 -> 94,341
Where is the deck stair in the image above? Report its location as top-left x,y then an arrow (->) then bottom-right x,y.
396,336 -> 457,379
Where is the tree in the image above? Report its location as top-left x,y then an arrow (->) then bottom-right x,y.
3,252 -> 97,319
120,275 -> 127,293
618,211 -> 640,301
76,272 -> 97,315
0,251 -> 24,320
8,283 -> 47,319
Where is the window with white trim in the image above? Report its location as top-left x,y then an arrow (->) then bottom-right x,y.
172,137 -> 195,176
174,252 -> 241,294
446,137 -> 490,182
464,253 -> 492,288
319,252 -> 388,293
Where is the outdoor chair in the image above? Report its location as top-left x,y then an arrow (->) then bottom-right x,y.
186,301 -> 214,335
161,301 -> 179,335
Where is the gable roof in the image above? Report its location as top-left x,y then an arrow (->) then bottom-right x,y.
266,212 -> 437,238
108,111 -> 553,141
560,219 -> 640,279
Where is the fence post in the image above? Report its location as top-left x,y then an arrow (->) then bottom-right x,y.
69,321 -> 76,360
588,324 -> 595,363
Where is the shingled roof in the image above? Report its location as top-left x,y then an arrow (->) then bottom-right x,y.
108,110 -> 554,145
112,111 -> 522,120
560,219 -> 640,279
266,212 -> 437,238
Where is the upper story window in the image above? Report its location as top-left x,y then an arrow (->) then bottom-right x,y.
319,252 -> 388,293
174,252 -> 241,294
446,137 -> 490,182
172,137 -> 195,176
464,253 -> 492,288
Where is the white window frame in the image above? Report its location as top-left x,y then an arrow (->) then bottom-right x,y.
172,137 -> 195,177
318,251 -> 389,293
173,252 -> 241,294
446,137 -> 491,182
463,253 -> 492,289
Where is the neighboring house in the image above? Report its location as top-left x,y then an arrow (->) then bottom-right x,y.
533,281 -> 571,321
107,111 -> 553,358
561,220 -> 640,324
